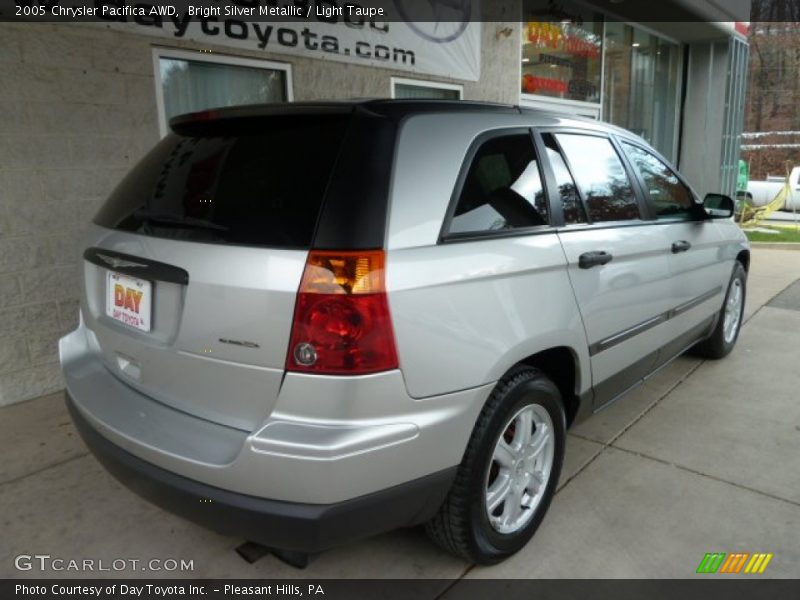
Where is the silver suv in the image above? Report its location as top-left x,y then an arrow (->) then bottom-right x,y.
60,100 -> 749,565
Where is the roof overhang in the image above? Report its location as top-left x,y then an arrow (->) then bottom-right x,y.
578,0 -> 750,41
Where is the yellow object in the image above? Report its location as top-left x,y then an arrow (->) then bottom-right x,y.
740,163 -> 792,228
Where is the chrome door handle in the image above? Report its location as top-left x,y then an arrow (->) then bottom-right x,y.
579,251 -> 613,269
671,240 -> 692,254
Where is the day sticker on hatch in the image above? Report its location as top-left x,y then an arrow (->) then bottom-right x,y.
106,272 -> 152,332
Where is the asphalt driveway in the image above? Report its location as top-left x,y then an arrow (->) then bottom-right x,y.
2,247 -> 799,583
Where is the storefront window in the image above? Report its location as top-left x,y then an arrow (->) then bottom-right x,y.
521,4 -> 603,103
603,23 -> 680,160
392,78 -> 462,99
155,50 -> 290,135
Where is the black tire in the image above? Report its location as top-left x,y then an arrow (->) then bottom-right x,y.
692,261 -> 747,359
425,368 -> 565,564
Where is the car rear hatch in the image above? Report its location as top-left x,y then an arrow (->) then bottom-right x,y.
80,108 -> 377,432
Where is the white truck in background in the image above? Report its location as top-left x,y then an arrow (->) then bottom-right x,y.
743,166 -> 800,210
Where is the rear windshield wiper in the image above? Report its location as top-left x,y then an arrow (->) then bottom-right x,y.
133,210 -> 229,233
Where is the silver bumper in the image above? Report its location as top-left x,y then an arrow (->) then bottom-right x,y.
60,323 -> 492,504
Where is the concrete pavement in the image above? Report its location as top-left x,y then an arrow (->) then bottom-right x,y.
2,248 -> 799,581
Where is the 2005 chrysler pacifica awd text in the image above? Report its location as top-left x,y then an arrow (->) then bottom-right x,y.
60,100 -> 749,565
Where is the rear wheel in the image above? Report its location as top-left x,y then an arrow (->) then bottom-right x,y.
693,262 -> 747,359
425,368 -> 565,564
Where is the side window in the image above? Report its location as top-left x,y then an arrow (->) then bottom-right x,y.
555,134 -> 641,223
541,133 -> 586,225
621,142 -> 695,219
447,134 -> 548,235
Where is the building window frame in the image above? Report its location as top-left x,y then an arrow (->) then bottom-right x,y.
600,22 -> 684,163
519,94 -> 602,118
520,13 -> 605,110
518,15 -> 684,161
390,76 -> 463,99
152,47 -> 294,137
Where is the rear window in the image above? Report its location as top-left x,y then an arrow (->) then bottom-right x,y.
94,115 -> 350,248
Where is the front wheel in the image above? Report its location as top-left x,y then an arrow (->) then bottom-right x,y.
425,368 -> 565,564
693,262 -> 747,359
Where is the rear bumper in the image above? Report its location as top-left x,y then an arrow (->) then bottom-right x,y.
60,324 -> 491,504
68,391 -> 455,553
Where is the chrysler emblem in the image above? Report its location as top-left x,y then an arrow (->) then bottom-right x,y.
96,253 -> 148,269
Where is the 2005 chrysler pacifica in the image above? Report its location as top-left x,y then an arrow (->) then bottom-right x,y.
61,100 -> 749,564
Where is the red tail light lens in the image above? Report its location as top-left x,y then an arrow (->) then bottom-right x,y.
286,250 -> 398,375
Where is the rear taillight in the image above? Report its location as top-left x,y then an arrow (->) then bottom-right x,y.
286,250 -> 398,375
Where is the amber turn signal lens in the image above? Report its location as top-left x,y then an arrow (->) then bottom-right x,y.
300,250 -> 386,295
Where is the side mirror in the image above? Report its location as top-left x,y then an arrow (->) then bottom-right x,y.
703,193 -> 735,219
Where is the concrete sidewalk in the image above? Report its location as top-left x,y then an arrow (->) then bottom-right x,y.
2,248 -> 799,582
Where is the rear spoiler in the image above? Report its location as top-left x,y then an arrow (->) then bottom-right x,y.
168,103 -> 355,134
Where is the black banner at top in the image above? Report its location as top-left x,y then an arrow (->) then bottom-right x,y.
0,0 -> 777,24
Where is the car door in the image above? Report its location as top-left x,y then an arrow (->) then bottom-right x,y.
619,140 -> 731,361
536,130 -> 673,409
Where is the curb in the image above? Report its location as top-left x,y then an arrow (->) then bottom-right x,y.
749,242 -> 800,251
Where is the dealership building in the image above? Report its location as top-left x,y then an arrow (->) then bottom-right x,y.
0,0 -> 750,406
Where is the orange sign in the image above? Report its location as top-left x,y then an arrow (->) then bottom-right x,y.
526,22 -> 600,60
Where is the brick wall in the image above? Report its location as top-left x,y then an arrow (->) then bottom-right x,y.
0,19 -> 520,406
0,24 -> 160,406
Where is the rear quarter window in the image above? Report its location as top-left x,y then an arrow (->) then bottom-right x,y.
446,133 -> 548,236
94,115 -> 350,248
